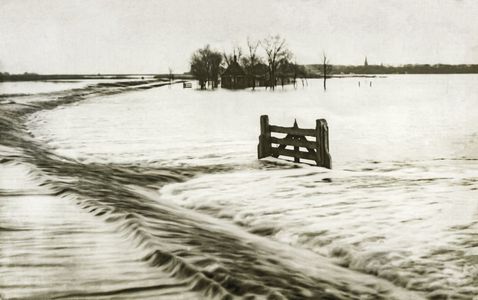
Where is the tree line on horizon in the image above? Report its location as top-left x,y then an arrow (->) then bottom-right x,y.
324,63 -> 478,75
2,54 -> 478,84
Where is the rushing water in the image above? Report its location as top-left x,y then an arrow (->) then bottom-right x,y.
1,76 -> 478,300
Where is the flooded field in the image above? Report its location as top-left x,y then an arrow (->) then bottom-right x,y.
1,76 -> 478,299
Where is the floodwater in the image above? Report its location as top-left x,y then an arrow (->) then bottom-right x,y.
1,76 -> 478,299
0,80 -> 95,95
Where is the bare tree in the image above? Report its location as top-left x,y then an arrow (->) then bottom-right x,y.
242,37 -> 262,90
277,57 -> 294,88
190,46 -> 210,89
261,35 -> 292,89
322,52 -> 333,90
168,67 -> 174,88
222,43 -> 243,67
190,45 -> 222,90
292,59 -> 299,88
209,52 -> 222,89
298,65 -> 309,87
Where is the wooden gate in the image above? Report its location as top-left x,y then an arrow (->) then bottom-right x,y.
257,115 -> 331,169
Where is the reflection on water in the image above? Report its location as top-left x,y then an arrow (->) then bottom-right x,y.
1,76 -> 478,299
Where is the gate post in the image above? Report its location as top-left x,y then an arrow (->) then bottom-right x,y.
293,119 -> 300,163
316,119 -> 332,169
258,115 -> 271,159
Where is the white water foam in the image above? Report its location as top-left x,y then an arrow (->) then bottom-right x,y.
19,75 -> 478,298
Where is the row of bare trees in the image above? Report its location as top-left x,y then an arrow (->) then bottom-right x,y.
190,35 -> 330,90
189,45 -> 223,89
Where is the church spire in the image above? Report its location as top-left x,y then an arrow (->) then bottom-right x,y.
364,56 -> 368,67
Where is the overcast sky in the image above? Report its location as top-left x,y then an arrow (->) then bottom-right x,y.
1,0 -> 477,74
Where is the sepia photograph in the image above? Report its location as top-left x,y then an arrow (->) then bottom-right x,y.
1,0 -> 478,299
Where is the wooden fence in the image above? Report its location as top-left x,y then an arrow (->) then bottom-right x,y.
183,82 -> 192,88
257,115 -> 332,169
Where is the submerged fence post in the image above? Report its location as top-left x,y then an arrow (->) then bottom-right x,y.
316,119 -> 332,169
258,115 -> 271,159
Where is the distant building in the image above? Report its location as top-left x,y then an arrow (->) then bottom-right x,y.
364,56 -> 368,67
221,56 -> 271,89
221,55 -> 249,89
246,63 -> 269,88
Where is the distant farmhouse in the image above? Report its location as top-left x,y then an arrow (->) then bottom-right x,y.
221,56 -> 271,89
221,56 -> 249,89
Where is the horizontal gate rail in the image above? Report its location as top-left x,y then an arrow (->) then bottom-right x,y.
270,136 -> 316,149
268,125 -> 317,137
